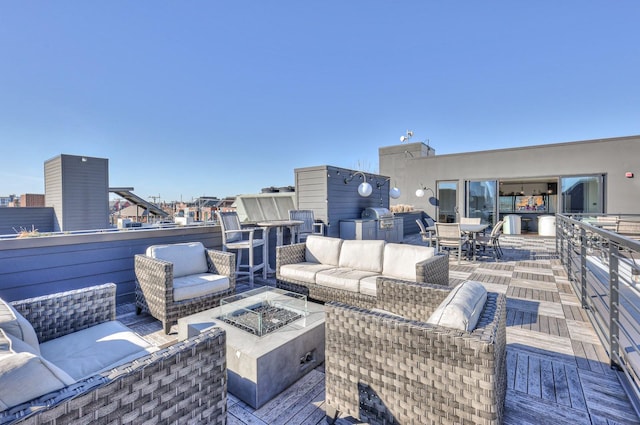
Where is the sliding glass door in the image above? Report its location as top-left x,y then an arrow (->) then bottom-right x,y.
467,180 -> 497,226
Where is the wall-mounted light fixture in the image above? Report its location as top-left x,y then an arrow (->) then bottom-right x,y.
416,185 -> 438,206
415,186 -> 434,199
344,171 -> 373,197
376,178 -> 401,199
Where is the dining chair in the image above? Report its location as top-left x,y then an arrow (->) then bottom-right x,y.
416,219 -> 436,247
475,220 -> 504,261
289,209 -> 324,242
217,211 -> 265,286
424,216 -> 436,228
435,222 -> 469,265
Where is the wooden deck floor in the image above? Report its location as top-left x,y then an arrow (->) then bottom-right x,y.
118,234 -> 640,425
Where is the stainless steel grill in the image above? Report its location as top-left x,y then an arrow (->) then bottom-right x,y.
362,207 -> 394,229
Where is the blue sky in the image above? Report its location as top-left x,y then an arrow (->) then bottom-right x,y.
1,1 -> 639,203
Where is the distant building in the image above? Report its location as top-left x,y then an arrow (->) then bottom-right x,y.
45,154 -> 109,232
19,193 -> 45,207
0,195 -> 17,207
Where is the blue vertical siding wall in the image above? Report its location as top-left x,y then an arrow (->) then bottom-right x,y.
0,226 -> 223,304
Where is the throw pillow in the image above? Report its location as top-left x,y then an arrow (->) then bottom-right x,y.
426,280 -> 487,331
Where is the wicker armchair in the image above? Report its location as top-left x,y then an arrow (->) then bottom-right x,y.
135,243 -> 235,333
325,279 -> 507,425
1,284 -> 227,425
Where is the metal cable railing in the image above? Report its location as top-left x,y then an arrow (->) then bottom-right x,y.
557,213 -> 640,414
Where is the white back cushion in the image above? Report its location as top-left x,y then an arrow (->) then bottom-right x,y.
146,242 -> 208,278
305,235 -> 343,266
427,281 -> 487,331
0,298 -> 40,354
0,329 -> 75,410
338,240 -> 385,273
382,243 -> 435,281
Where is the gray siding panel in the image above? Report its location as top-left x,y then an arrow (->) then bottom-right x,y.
0,226 -> 222,303
0,208 -> 54,235
295,165 -> 390,237
45,154 -> 109,232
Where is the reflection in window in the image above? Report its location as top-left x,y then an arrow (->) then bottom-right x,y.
437,181 -> 457,223
561,175 -> 604,214
468,180 -> 497,225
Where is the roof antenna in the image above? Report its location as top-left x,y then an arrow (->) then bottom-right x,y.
399,130 -> 413,143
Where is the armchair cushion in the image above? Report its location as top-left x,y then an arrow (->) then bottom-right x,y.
338,240 -> 385,273
305,235 -> 343,266
382,243 -> 435,281
146,242 -> 208,278
173,273 -> 231,302
40,320 -> 158,381
0,298 -> 40,354
427,280 -> 487,331
0,329 -> 75,410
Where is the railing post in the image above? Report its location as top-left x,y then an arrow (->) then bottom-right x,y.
558,218 -> 564,265
566,223 -> 573,283
556,219 -> 560,257
580,227 -> 588,309
609,243 -> 621,369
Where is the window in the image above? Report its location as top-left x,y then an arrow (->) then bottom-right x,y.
561,175 -> 604,214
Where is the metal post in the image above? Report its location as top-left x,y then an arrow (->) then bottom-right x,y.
580,227 -> 588,309
566,223 -> 572,285
609,243 -> 621,369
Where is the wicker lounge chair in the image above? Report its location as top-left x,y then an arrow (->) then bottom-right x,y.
1,284 -> 227,424
325,279 -> 507,425
135,242 -> 235,333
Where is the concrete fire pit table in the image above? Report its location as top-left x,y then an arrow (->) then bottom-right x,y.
177,287 -> 325,409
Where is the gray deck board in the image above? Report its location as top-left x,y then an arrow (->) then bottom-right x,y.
122,234 -> 640,425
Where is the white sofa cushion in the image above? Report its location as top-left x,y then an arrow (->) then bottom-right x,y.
173,273 -> 230,302
305,235 -> 343,266
146,242 -> 209,278
279,263 -> 336,283
316,268 -> 379,293
382,243 -> 435,281
427,281 -> 487,331
338,240 -> 385,273
0,298 -> 40,354
0,329 -> 75,410
40,320 -> 158,381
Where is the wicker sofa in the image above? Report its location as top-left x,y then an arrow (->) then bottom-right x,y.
324,280 -> 507,425
276,235 -> 449,309
0,283 -> 227,425
135,241 -> 236,333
